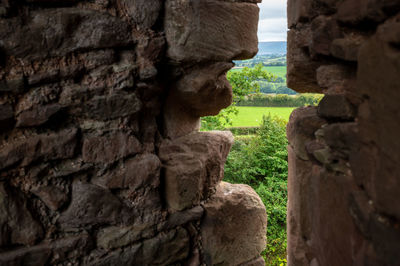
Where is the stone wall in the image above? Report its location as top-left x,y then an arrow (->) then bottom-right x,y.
0,0 -> 267,265
286,0 -> 400,265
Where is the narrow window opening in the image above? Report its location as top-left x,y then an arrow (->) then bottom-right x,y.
200,1 -> 322,264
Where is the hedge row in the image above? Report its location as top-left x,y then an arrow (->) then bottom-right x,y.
236,93 -> 323,107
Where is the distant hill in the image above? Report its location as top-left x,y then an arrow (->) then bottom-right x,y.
258,42 -> 287,55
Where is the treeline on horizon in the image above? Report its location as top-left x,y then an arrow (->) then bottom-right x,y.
236,93 -> 323,107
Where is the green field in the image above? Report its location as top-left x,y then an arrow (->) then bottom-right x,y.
263,66 -> 286,78
231,66 -> 287,78
229,107 -> 295,127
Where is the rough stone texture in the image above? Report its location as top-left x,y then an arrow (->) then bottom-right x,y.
0,128 -> 78,170
172,62 -> 234,117
92,154 -> 160,190
82,132 -> 142,164
58,181 -> 134,229
165,0 -> 259,63
287,1 -> 400,265
201,182 -> 267,266
0,0 -> 266,264
88,228 -> 190,266
159,131 -> 234,211
0,182 -> 43,247
0,234 -> 92,266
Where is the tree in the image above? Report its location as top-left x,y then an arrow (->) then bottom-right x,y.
201,63 -> 275,130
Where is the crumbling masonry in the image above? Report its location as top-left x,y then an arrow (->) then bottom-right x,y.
286,0 -> 400,265
0,0 -> 267,265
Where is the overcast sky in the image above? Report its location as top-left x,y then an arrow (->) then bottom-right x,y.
258,0 -> 287,42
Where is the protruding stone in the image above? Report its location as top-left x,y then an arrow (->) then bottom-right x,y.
159,131 -> 234,211
58,182 -> 133,228
165,0 -> 259,63
82,132 -> 142,164
172,62 -> 234,117
201,182 -> 267,266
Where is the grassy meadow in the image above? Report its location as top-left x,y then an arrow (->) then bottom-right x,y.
263,66 -> 286,78
228,106 -> 294,127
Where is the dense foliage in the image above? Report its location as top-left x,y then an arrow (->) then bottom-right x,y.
258,80 -> 296,95
224,116 -> 288,265
237,93 -> 323,107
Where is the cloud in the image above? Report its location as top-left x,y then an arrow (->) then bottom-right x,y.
257,0 -> 287,42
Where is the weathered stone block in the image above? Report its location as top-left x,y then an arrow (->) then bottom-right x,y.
0,8 -> 134,61
331,35 -> 365,62
317,94 -> 356,120
0,234 -> 92,266
16,103 -> 63,127
310,15 -> 342,56
58,182 -> 133,228
82,132 -> 142,163
316,64 -> 355,91
172,62 -> 233,116
162,97 -> 202,138
201,182 -> 267,266
97,223 -> 156,250
0,76 -> 24,93
0,101 -> 13,123
287,0 -> 312,28
83,93 -> 142,121
337,0 -> 400,25
159,131 -> 234,211
165,0 -> 259,63
287,29 -> 322,93
31,186 -> 68,211
118,0 -> 162,29
287,146 -> 313,266
287,107 -> 326,161
355,16 -> 400,220
89,228 -> 189,265
0,182 -> 43,247
92,154 -> 160,190
158,205 -> 204,231
0,128 -> 78,170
